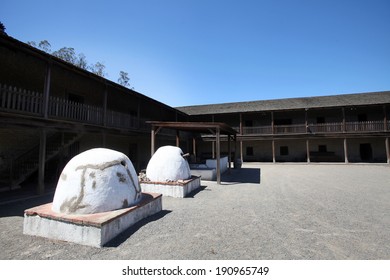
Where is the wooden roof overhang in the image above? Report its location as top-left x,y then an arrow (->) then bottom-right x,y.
147,121 -> 238,184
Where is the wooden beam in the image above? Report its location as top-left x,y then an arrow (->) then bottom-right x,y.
306,139 -> 310,163
305,109 -> 308,133
240,140 -> 243,163
228,135 -> 231,171
176,130 -> 180,147
344,138 -> 349,163
151,126 -> 155,156
386,137 -> 390,164
216,127 -> 221,184
192,137 -> 196,158
272,139 -> 276,163
234,135 -> 238,167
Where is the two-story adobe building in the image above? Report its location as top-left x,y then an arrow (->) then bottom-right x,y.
0,34 -> 188,193
1,33 -> 389,195
177,93 -> 390,164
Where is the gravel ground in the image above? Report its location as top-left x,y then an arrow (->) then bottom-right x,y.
1,163 -> 389,260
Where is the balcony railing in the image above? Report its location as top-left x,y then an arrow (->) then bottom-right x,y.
0,84 -> 148,131
235,120 -> 389,136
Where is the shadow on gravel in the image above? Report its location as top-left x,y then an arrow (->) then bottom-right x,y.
105,210 -> 172,247
0,193 -> 54,218
185,185 -> 209,198
221,168 -> 261,184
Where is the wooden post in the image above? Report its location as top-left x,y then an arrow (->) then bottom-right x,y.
384,105 -> 387,131
176,130 -> 180,147
271,111 -> 275,134
43,62 -> 51,118
240,140 -> 243,163
212,141 -> 215,159
192,137 -> 196,159
305,109 -> 308,133
216,127 -> 221,185
151,126 -> 155,157
38,129 -> 47,194
344,138 -> 349,163
272,139 -> 276,163
386,137 -> 390,164
228,135 -> 231,171
306,139 -> 310,163
234,135 -> 238,167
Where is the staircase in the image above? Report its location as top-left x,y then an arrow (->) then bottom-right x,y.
0,132 -> 82,190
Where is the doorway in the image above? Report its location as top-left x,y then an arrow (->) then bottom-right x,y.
360,143 -> 373,161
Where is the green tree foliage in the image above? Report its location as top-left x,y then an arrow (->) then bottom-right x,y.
38,40 -> 51,53
24,39 -> 136,82
52,47 -> 77,64
27,41 -> 37,47
118,71 -> 130,87
76,53 -> 88,70
90,62 -> 106,77
0,21 -> 6,34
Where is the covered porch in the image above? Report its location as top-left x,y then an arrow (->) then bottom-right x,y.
147,121 -> 237,184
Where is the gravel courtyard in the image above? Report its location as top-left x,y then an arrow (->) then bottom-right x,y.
1,163 -> 389,260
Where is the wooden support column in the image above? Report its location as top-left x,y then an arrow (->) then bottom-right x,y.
228,135 -> 231,171
240,140 -> 243,163
239,113 -> 243,163
151,126 -> 156,157
272,139 -> 276,163
38,129 -> 47,195
306,139 -> 310,163
43,62 -> 51,118
305,109 -> 309,133
176,130 -> 180,147
216,127 -> 221,184
192,137 -> 196,159
234,135 -> 238,167
386,137 -> 390,164
344,138 -> 349,163
271,111 -> 275,134
212,141 -> 215,159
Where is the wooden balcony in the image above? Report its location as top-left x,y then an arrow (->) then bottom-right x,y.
0,84 -> 148,131
236,120 -> 389,136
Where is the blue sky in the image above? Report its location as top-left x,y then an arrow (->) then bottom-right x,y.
1,0 -> 389,107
